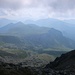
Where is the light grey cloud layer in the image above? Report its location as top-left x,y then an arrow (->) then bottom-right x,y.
50,0 -> 75,12
0,0 -> 75,20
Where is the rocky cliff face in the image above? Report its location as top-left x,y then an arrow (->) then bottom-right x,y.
49,50 -> 75,69
44,50 -> 75,75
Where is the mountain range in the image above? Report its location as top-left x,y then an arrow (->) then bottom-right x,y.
24,18 -> 75,41
0,21 -> 75,50
1,18 -> 75,41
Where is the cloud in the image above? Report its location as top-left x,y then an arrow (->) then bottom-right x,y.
0,0 -> 52,9
0,0 -> 27,10
0,0 -> 75,20
50,0 -> 75,12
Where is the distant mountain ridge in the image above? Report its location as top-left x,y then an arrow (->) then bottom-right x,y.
0,18 -> 16,27
1,18 -> 75,41
24,18 -> 75,41
0,22 -> 75,50
0,22 -> 50,37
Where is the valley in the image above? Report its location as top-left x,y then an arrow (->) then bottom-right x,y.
0,19 -> 75,75
0,0 -> 75,74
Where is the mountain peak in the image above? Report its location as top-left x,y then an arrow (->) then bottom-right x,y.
16,21 -> 25,25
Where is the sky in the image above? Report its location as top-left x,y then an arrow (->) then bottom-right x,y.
0,0 -> 75,20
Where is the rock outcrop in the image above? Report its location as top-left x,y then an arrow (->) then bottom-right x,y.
44,50 -> 75,75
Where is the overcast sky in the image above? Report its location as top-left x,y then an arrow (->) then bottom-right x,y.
0,0 -> 75,20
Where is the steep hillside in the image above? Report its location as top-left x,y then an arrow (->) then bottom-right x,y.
0,36 -> 21,44
46,50 -> 75,70
43,50 -> 75,75
23,28 -> 75,49
0,35 -> 24,48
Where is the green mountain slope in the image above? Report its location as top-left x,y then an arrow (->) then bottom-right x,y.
0,35 -> 24,49
0,22 -> 75,50
0,22 -> 50,37
23,28 -> 75,49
